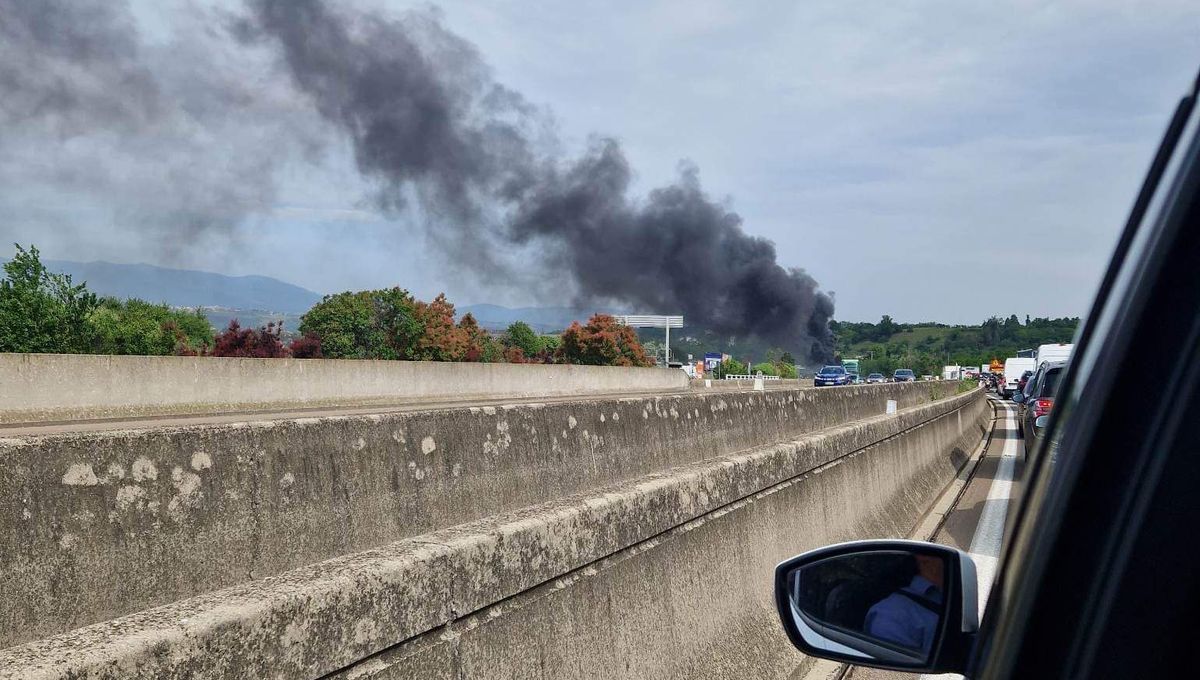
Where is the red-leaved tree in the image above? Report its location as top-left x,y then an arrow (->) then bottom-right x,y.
557,314 -> 652,367
210,320 -> 290,358
288,333 -> 323,359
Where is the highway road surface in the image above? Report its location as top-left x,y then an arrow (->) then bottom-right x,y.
845,396 -> 1025,680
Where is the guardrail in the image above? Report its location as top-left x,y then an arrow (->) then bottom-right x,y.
723,374 -> 782,380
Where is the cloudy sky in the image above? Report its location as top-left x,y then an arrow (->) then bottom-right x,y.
2,0 -> 1198,323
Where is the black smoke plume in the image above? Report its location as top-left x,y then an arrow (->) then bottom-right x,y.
4,0 -> 835,361
242,0 -> 835,361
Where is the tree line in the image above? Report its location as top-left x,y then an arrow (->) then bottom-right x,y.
830,314 -> 1080,376
0,244 -> 651,368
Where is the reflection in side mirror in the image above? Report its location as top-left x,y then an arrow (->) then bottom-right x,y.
1012,392 -> 1026,403
1035,415 -> 1049,428
774,540 -> 977,674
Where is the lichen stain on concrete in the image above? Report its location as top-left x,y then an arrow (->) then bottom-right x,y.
612,411 -> 619,421
131,457 -> 158,482
115,485 -> 146,511
568,415 -> 578,429
599,413 -> 606,423
407,461 -> 426,481
62,463 -> 98,486
190,451 -> 212,472
101,463 -> 126,483
280,472 -> 296,489
483,421 -> 512,457
352,617 -> 380,646
58,533 -> 78,550
281,619 -> 311,655
391,429 -> 407,445
166,466 -> 204,522
421,436 -> 437,455
482,406 -> 497,416
350,437 -> 367,452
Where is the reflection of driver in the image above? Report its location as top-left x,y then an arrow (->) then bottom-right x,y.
863,554 -> 944,654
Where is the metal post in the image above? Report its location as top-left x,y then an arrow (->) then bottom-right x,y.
665,325 -> 670,366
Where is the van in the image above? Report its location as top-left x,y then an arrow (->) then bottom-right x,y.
1036,342 -> 1074,367
1002,357 -> 1036,397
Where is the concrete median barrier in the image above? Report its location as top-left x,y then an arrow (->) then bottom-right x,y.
0,353 -> 692,424
0,382 -> 984,678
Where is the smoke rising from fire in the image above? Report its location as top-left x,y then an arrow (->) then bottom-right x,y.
3,0 -> 835,361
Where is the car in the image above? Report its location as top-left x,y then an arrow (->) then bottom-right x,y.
892,369 -> 916,382
1015,369 -> 1035,398
865,373 -> 887,384
772,67 -> 1200,679
814,365 -> 851,386
1014,360 -> 1066,450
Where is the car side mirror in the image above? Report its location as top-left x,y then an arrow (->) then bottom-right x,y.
1035,415 -> 1049,428
774,540 -> 977,673
1012,392 -> 1025,403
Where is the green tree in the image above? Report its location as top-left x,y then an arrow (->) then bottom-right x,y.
752,362 -> 779,377
719,357 -> 747,375
0,244 -> 98,353
299,288 -> 421,359
88,298 -> 212,356
875,315 -> 899,342
502,321 -> 541,357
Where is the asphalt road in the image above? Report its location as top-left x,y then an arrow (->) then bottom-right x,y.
847,396 -> 1025,680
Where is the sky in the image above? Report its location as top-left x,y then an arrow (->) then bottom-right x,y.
2,0 -> 1198,324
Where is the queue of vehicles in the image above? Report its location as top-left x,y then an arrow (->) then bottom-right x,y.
814,365 -> 921,386
974,343 -> 1073,445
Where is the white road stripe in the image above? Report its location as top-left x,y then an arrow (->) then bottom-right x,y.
966,402 -> 1019,613
923,401 -> 1020,680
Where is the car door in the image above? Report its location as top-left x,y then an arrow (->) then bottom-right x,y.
971,68 -> 1200,679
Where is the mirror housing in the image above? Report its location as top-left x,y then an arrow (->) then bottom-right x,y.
774,540 -> 977,674
1011,392 -> 1026,403
1035,415 -> 1049,428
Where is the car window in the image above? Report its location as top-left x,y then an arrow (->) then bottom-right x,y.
1038,368 -> 1063,397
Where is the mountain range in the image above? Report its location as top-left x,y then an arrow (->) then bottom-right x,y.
40,260 -> 602,332
46,260 -> 324,314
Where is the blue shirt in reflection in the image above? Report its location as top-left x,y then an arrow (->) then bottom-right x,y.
863,575 -> 943,654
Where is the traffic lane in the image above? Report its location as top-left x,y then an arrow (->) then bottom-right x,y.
846,398 -> 1024,680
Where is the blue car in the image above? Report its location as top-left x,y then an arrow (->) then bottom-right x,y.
814,365 -> 851,386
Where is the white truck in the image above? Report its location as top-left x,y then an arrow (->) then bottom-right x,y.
1002,357 -> 1037,398
1035,343 -> 1074,368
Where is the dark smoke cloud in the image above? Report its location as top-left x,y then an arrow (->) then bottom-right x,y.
0,0 -> 324,257
243,0 -> 835,360
2,0 -> 834,361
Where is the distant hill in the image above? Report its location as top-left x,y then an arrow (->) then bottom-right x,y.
45,260 -> 324,314
458,304 -> 625,333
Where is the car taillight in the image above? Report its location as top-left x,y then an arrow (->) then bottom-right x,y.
1033,398 -> 1054,417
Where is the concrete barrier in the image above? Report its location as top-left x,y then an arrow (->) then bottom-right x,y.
0,353 -> 690,424
0,383 -> 984,678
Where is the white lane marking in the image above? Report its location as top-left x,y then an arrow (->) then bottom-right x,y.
966,403 -> 1019,612
922,402 -> 1020,680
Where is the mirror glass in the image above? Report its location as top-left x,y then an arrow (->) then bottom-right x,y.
783,549 -> 949,663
